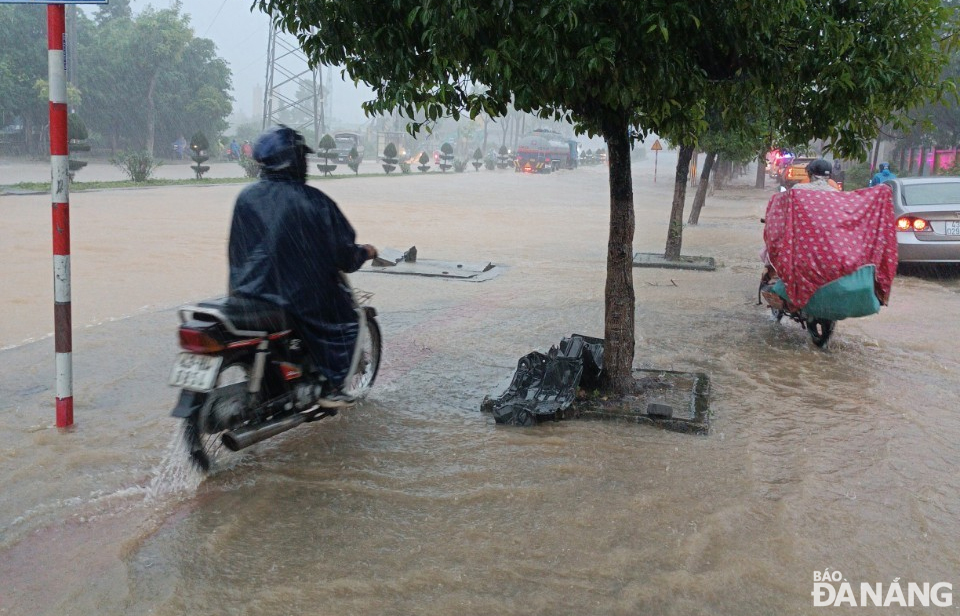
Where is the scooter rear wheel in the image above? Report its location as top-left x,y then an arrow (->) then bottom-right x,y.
183,362 -> 253,473
808,319 -> 835,348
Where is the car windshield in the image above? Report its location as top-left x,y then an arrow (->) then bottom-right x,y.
902,182 -> 960,207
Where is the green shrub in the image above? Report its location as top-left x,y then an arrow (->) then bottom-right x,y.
316,133 -> 338,176
239,155 -> 260,178
347,146 -> 361,174
842,162 -> 872,190
496,144 -> 511,169
382,142 -> 398,174
110,150 -> 162,182
189,131 -> 211,179
190,131 -> 210,153
439,142 -> 454,172
67,114 -> 88,141
417,151 -> 431,172
67,115 -> 90,180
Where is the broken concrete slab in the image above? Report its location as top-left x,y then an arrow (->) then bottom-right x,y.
366,246 -> 501,281
373,246 -> 417,266
368,259 -> 502,281
633,252 -> 716,271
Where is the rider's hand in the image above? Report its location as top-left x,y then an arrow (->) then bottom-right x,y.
362,244 -> 378,260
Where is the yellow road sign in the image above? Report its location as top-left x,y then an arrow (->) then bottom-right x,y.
651,139 -> 663,151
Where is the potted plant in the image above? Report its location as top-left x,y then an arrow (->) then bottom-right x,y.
439,142 -> 454,172
417,151 -> 432,172
382,142 -> 398,174
316,133 -> 338,176
189,131 -> 210,179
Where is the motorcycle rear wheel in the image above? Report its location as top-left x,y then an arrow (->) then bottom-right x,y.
807,319 -> 835,348
183,362 -> 253,473
345,318 -> 382,398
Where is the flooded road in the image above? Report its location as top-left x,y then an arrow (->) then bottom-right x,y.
1,154 -> 959,614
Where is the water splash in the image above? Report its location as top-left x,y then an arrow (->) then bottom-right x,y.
143,428 -> 204,502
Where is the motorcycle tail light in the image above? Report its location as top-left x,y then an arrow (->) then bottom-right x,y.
178,328 -> 226,352
896,216 -> 932,232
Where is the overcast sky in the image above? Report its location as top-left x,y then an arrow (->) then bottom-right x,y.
118,0 -> 375,127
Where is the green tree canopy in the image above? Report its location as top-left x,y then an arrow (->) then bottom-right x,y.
255,0 -> 955,392
0,5 -> 49,150
76,4 -> 231,154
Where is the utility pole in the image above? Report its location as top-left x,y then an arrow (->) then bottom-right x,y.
262,28 -> 324,144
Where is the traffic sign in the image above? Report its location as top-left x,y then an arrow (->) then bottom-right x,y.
651,139 -> 663,151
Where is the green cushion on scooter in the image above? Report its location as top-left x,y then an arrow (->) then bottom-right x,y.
772,265 -> 881,321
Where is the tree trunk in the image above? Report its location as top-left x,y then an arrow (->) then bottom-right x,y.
918,145 -> 926,177
871,139 -> 881,174
600,122 -> 636,395
713,157 -> 730,190
146,71 -> 158,155
755,150 -> 766,188
688,150 -> 718,225
482,116 -> 488,154
665,144 -> 694,260
24,116 -> 36,158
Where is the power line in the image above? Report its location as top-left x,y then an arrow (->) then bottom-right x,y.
201,0 -> 229,37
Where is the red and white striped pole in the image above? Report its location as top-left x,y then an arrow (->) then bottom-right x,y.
48,4 -> 73,428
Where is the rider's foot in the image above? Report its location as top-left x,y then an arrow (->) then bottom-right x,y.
316,386 -> 356,408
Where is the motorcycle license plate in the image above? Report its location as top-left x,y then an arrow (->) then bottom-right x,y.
945,220 -> 960,236
169,353 -> 223,392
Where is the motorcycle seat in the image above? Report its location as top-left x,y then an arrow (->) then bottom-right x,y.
196,296 -> 289,333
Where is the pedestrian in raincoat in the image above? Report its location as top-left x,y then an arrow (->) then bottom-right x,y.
228,125 -> 377,402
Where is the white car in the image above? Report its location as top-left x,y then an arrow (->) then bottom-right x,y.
886,177 -> 960,263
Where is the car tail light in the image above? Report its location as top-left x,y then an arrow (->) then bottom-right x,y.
179,328 -> 226,352
896,216 -> 932,232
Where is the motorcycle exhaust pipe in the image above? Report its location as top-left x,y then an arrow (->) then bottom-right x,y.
221,413 -> 307,452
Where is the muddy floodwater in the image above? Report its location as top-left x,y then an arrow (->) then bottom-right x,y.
1,153 -> 958,615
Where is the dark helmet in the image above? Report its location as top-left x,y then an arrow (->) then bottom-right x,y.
252,125 -> 314,178
879,161 -> 890,172
806,158 -> 832,178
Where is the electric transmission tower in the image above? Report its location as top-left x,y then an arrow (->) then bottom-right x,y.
262,28 -> 325,144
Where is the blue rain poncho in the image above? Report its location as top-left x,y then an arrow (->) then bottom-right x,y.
228,166 -> 368,385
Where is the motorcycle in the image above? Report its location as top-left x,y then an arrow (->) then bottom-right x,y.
758,185 -> 898,349
168,276 -> 381,472
758,265 -> 836,347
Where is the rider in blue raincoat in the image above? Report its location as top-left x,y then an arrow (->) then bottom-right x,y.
228,125 -> 377,399
868,162 -> 896,187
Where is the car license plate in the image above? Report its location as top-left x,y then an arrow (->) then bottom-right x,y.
946,220 -> 960,236
169,353 -> 223,392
